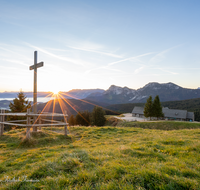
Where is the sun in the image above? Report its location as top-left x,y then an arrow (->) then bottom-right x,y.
52,89 -> 60,95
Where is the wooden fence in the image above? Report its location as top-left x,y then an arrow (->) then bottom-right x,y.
0,109 -> 68,139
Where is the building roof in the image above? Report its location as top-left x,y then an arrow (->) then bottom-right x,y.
187,112 -> 194,120
132,106 -> 144,115
162,108 -> 187,119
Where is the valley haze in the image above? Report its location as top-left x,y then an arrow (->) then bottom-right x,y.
1,82 -> 200,105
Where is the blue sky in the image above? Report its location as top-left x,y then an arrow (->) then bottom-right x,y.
0,0 -> 200,92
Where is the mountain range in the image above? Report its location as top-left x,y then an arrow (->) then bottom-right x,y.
1,82 -> 200,110
86,82 -> 200,104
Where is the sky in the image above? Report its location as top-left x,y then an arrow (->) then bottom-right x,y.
0,0 -> 200,93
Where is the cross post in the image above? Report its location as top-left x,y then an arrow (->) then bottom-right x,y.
30,51 -> 44,132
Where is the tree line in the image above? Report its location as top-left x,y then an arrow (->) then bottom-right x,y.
68,106 -> 106,126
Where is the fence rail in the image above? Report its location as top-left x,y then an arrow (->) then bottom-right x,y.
0,109 -> 68,139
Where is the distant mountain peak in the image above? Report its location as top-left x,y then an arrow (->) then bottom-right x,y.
142,82 -> 181,90
108,85 -> 122,89
106,85 -> 123,95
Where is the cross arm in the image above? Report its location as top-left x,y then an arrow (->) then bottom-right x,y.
29,62 -> 44,70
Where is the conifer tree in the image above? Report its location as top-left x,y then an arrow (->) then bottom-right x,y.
92,106 -> 106,126
75,112 -> 82,125
152,95 -> 164,119
75,111 -> 90,126
9,91 -> 31,113
68,115 -> 76,126
143,96 -> 153,120
9,91 -> 31,120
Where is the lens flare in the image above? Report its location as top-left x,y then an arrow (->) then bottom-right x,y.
52,90 -> 60,95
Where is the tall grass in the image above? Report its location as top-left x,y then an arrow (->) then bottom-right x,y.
0,123 -> 200,189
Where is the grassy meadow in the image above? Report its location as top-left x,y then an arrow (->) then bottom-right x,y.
0,121 -> 200,189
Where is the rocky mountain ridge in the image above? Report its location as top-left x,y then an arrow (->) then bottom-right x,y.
86,82 -> 200,104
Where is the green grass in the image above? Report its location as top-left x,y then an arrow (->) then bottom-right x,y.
0,122 -> 200,189
119,120 -> 200,130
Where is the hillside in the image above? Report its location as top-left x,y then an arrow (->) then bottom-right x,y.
37,99 -> 110,116
1,124 -> 200,189
106,98 -> 200,113
162,98 -> 200,111
0,100 -> 11,110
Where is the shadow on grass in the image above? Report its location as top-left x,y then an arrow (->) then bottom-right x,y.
120,148 -> 166,161
0,133 -> 22,149
0,129 -> 73,149
19,132 -> 73,148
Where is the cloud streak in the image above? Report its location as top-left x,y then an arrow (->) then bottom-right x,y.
25,43 -> 90,66
134,66 -> 145,74
108,52 -> 154,66
84,52 -> 154,75
0,45 -> 32,61
68,46 -> 122,58
150,44 -> 183,63
0,58 -> 28,67
84,65 -> 124,75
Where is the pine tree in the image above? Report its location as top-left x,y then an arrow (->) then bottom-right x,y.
9,91 -> 31,113
9,91 -> 31,120
92,106 -> 106,126
194,109 -> 200,122
75,111 -> 90,126
152,95 -> 164,119
68,115 -> 76,126
75,112 -> 82,125
144,96 -> 153,120
81,111 -> 90,126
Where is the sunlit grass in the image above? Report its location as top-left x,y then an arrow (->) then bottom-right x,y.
1,124 -> 200,189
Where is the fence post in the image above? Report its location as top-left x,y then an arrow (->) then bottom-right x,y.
38,110 -> 42,130
2,110 -> 5,135
64,110 -> 68,136
0,109 -> 2,136
0,110 -> 5,136
33,111 -> 38,132
39,118 -> 42,130
64,125 -> 67,136
26,109 -> 31,139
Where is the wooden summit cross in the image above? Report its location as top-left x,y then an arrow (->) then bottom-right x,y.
29,51 -> 44,132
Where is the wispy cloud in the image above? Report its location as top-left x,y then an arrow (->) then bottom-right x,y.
0,45 -> 32,61
158,68 -> 178,75
84,52 -> 154,75
134,66 -> 145,74
84,66 -> 124,75
0,58 -> 28,67
108,52 -> 154,66
68,46 -> 122,58
25,43 -> 90,66
0,65 -> 16,70
150,44 -> 183,63
45,47 -> 71,52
